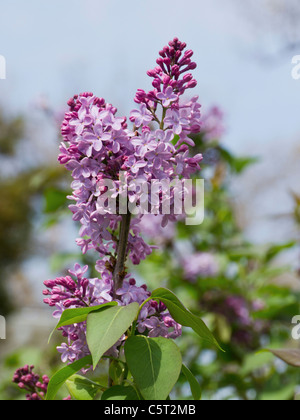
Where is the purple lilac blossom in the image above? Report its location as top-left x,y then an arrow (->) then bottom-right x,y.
202,292 -> 269,348
182,252 -> 219,282
200,106 -> 225,142
58,39 -> 203,267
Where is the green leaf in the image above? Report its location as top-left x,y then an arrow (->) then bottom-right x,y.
182,364 -> 202,400
240,351 -> 273,376
46,356 -> 92,400
56,302 -> 118,329
218,146 -> 259,173
44,188 -> 69,213
66,374 -> 103,400
124,336 -> 182,401
260,349 -> 300,368
151,288 -> 223,351
86,303 -> 139,370
101,385 -> 140,401
230,156 -> 259,174
48,302 -> 118,344
264,241 -> 296,263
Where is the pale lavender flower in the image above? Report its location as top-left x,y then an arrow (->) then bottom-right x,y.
164,108 -> 189,135
57,343 -> 77,363
69,107 -> 93,135
157,86 -> 178,107
130,104 -> 153,128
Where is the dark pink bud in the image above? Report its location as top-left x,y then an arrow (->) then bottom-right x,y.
162,75 -> 171,85
184,49 -> 194,58
43,298 -> 55,307
147,69 -> 157,77
188,62 -> 197,70
43,280 -> 56,288
187,80 -> 197,89
163,57 -> 171,66
150,301 -> 158,310
152,78 -> 161,89
159,302 -> 167,312
183,73 -> 193,82
64,298 -> 81,308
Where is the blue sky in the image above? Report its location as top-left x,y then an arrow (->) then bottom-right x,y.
0,0 -> 299,154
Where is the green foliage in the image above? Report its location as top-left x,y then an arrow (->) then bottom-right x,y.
124,336 -> 182,400
66,374 -> 103,400
44,290 -> 220,400
101,385 -> 140,400
54,302 -> 118,330
86,303 -> 140,369
44,187 -> 70,213
152,288 -> 223,350
46,356 -> 93,400
0,112 -> 24,156
181,364 -> 202,400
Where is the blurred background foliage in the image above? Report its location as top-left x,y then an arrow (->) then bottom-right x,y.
0,109 -> 68,315
0,102 -> 299,400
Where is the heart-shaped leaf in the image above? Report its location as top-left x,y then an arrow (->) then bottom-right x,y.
125,335 -> 182,400
87,303 -> 139,369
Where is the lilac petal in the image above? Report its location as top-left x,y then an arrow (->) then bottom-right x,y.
94,140 -> 103,152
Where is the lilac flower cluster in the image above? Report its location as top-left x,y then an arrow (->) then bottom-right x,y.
135,38 -> 197,105
133,38 -> 201,148
58,38 -> 202,266
43,263 -> 182,364
200,106 -> 225,142
202,292 -> 268,348
13,365 -> 49,400
182,252 -> 219,282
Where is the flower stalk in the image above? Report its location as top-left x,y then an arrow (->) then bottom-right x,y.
113,212 -> 131,297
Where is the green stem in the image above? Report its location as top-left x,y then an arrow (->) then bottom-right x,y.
113,212 -> 132,297
160,107 -> 167,130
103,355 -> 126,366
